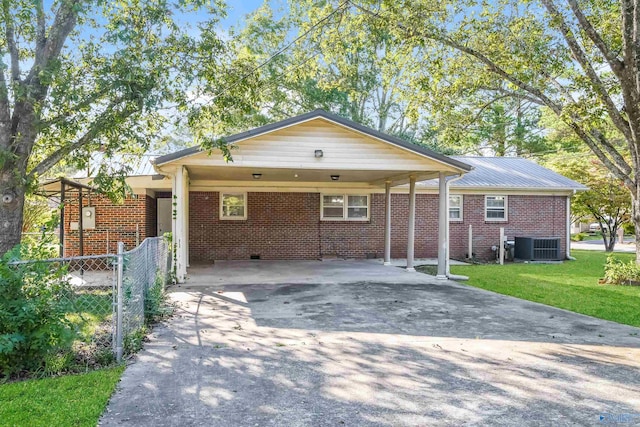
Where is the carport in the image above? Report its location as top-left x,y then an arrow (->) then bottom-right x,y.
153,110 -> 472,282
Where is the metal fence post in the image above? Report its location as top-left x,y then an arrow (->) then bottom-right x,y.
116,242 -> 125,362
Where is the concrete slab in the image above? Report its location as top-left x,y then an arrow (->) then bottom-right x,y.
183,259 -> 449,287
101,262 -> 640,426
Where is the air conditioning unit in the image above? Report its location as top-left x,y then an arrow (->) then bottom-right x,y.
514,237 -> 562,261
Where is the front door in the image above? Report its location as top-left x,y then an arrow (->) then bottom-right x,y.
157,198 -> 172,236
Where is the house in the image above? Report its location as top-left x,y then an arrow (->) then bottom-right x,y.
41,110 -> 586,282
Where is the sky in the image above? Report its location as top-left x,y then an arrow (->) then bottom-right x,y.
221,1 -> 266,29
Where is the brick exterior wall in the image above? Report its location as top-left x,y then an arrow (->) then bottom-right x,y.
62,193 -> 156,256
60,190 -> 567,261
449,194 -> 567,260
187,191 -> 567,262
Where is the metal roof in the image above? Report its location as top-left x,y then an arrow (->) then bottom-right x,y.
154,109 -> 473,172
418,156 -> 587,190
70,153 -> 156,178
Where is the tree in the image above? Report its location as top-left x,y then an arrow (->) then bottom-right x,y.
548,152 -> 630,251
337,0 -> 640,262
0,0 -> 233,254
457,98 -> 550,156
216,1 -> 437,142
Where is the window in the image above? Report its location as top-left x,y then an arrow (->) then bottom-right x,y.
321,194 -> 369,220
220,192 -> 247,220
449,195 -> 463,221
485,195 -> 507,221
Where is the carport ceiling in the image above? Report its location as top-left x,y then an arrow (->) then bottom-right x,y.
186,166 -> 440,185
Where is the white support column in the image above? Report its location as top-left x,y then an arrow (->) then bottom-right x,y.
445,180 -> 451,276
436,172 -> 448,279
184,167 -> 190,268
384,181 -> 392,266
406,176 -> 416,272
174,166 -> 189,283
566,195 -> 572,259
171,171 -> 178,277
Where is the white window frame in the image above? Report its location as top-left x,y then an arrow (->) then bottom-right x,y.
485,195 -> 508,222
449,194 -> 463,222
220,192 -> 247,220
321,194 -> 370,221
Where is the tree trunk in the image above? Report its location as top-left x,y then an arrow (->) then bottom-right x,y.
605,227 -> 616,252
0,170 -> 26,255
634,190 -> 640,264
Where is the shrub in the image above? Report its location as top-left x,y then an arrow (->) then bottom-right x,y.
623,222 -> 635,236
144,272 -> 170,324
603,255 -> 640,285
0,245 -> 76,377
571,233 -> 588,241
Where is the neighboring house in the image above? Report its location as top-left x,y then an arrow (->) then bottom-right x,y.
40,110 -> 585,282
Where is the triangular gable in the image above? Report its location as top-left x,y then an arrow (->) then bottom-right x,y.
155,110 -> 471,173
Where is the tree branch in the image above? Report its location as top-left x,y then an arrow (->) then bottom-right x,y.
480,86 -> 546,106
26,0 -> 81,93
539,70 -> 577,103
566,0 -> 624,76
589,128 -> 633,175
351,1 -> 635,187
38,87 -> 116,130
0,57 -> 9,148
541,0 -> 633,143
35,0 -> 46,57
2,0 -> 21,82
28,104 -> 138,179
570,122 -> 635,189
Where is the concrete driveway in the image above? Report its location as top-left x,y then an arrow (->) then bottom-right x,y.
101,261 -> 640,426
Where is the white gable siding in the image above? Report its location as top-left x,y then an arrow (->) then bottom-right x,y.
179,118 -> 455,172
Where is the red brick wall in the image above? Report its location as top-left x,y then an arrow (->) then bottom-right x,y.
448,195 -> 567,260
187,191 -> 567,262
189,192 -> 320,261
63,193 -> 154,256
62,190 -> 567,260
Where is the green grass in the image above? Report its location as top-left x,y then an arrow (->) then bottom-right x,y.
0,367 -> 123,427
67,290 -> 113,339
447,250 -> 640,328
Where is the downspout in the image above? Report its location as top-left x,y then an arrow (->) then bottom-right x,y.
445,174 -> 469,281
567,190 -> 576,260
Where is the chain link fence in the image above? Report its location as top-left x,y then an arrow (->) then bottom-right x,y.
8,237 -> 171,368
116,237 -> 171,359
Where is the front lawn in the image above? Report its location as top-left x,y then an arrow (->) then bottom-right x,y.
447,250 -> 640,328
0,367 -> 123,427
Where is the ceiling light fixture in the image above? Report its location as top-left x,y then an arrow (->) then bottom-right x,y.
252,173 -> 262,179
315,149 -> 323,158
330,175 -> 340,181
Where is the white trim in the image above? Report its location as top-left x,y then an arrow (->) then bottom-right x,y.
449,194 -> 463,222
484,195 -> 508,222
220,192 -> 248,220
320,193 -> 370,221
187,180 -> 577,196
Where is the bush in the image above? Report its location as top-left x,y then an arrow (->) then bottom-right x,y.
144,272 -> 168,324
623,222 -> 636,236
571,233 -> 588,241
0,245 -> 76,377
603,255 -> 640,285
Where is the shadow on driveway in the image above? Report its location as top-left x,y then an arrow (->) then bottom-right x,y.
101,278 -> 640,426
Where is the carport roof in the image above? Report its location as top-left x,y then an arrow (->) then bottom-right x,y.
154,109 -> 473,172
